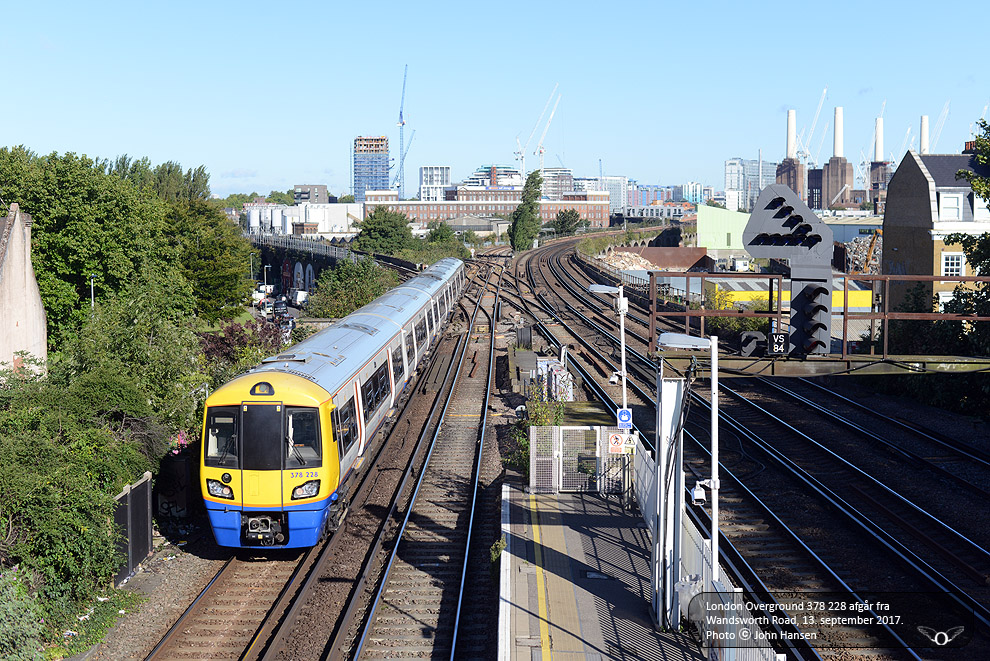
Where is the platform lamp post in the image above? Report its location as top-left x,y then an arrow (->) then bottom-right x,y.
589,284 -> 628,410
264,264 -> 271,290
653,332 -> 719,628
249,252 -> 255,281
89,274 -> 96,310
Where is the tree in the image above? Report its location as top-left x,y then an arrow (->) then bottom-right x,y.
509,170 -> 543,251
958,119 -> 990,204
0,149 -> 180,347
338,194 -> 355,203
551,208 -> 582,236
705,199 -> 726,208
353,206 -> 413,255
427,220 -> 455,243
266,189 -> 294,206
168,201 -> 254,323
462,230 -> 482,248
307,258 -> 399,318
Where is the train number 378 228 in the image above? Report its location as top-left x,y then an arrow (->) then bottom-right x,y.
291,471 -> 319,478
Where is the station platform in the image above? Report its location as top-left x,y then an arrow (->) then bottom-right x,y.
499,481 -> 704,661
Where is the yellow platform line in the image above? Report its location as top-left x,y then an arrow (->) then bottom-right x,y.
530,495 -> 552,660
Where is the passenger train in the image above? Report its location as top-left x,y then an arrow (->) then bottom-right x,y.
200,258 -> 466,548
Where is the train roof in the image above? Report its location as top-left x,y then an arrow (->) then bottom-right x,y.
229,258 -> 464,401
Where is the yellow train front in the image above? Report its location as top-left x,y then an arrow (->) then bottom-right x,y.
200,372 -> 341,548
200,257 -> 466,548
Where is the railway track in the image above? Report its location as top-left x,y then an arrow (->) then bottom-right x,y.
350,265 -> 502,659
149,262 -> 493,661
513,240 -> 990,657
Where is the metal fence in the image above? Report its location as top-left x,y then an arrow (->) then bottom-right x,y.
250,233 -> 357,262
113,471 -> 153,586
634,438 -> 780,660
529,426 -> 630,494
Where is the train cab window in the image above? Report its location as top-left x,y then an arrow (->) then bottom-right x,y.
204,406 -> 239,468
333,398 -> 358,457
392,345 -> 404,382
361,361 -> 391,419
285,407 -> 321,468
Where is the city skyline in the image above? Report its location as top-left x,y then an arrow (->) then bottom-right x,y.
4,1 -> 988,198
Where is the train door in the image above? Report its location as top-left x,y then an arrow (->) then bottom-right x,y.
240,403 -> 284,510
333,391 -> 360,473
404,325 -> 416,374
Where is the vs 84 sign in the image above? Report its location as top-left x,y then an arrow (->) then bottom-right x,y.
768,333 -> 789,356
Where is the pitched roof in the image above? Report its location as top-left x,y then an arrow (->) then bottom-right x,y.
918,153 -> 990,188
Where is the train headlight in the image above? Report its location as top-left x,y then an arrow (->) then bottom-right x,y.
207,479 -> 234,500
292,480 -> 320,500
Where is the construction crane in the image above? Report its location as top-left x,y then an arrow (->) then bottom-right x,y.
396,65 -> 409,199
970,102 -> 989,137
829,183 -> 849,208
391,130 -> 415,189
534,93 -> 561,173
931,101 -> 950,152
515,84 -> 558,178
798,86 -> 827,166
814,120 -> 830,166
898,126 -> 912,159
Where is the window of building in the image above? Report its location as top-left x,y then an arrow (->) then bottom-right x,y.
942,252 -> 965,277
940,194 -> 962,221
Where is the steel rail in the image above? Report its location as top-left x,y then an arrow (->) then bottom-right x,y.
450,265 -> 503,659
352,267 -> 498,659
524,246 -> 931,655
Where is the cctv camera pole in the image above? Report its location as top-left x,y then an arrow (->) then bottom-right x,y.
710,336 -> 720,586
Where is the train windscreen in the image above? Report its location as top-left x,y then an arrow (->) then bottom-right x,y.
285,407 -> 322,468
204,406 -> 239,468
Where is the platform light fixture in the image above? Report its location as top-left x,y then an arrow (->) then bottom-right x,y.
589,284 -> 628,410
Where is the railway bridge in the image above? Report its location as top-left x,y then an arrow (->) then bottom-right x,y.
248,234 -> 356,295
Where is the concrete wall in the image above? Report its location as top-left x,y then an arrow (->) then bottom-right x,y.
696,206 -> 750,251
0,204 -> 47,368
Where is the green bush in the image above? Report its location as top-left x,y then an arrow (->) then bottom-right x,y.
0,569 -> 44,661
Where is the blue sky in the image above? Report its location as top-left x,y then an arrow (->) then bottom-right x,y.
4,1 -> 987,198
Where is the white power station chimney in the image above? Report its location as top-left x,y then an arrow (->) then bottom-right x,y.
920,115 -> 930,154
786,109 -> 797,159
875,117 -> 884,162
834,107 -> 844,158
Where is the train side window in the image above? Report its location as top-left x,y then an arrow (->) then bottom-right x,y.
392,345 -> 404,382
415,317 -> 426,346
204,406 -> 239,468
333,398 -> 358,458
285,407 -> 322,468
405,328 -> 416,366
428,306 -> 435,332
361,361 -> 391,419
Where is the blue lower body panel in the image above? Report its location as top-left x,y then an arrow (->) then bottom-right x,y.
205,499 -> 330,549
